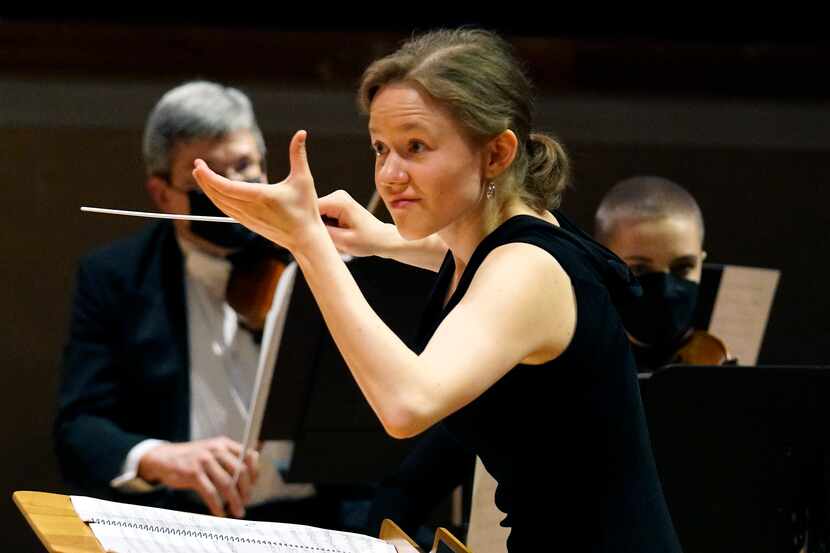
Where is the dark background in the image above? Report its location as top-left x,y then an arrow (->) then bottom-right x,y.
1,16 -> 827,551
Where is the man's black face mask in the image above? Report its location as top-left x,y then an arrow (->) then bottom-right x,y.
187,187 -> 259,251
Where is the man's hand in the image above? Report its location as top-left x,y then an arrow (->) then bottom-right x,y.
138,437 -> 258,518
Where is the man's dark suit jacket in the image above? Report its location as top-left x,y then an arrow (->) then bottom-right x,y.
54,221 -> 193,505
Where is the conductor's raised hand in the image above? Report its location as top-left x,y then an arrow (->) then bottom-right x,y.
192,130 -> 323,252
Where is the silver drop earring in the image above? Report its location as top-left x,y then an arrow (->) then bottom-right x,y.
486,181 -> 496,199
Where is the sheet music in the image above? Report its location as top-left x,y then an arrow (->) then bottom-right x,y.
707,265 -> 780,365
466,458 -> 508,553
71,495 -> 396,553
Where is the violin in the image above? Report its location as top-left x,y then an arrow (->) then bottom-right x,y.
225,239 -> 289,332
671,330 -> 734,366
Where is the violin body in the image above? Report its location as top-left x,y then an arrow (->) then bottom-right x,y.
226,241 -> 289,331
671,330 -> 733,366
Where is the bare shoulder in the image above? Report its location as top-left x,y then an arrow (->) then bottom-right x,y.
469,241 -> 572,295
462,242 -> 576,363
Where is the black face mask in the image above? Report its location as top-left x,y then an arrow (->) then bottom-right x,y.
187,189 -> 259,250
620,271 -> 699,350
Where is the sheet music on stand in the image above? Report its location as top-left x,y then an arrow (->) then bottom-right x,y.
695,263 -> 780,364
71,494 -> 397,553
14,490 -> 465,553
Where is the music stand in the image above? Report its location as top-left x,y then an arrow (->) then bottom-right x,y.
259,255 -> 437,483
639,364 -> 830,553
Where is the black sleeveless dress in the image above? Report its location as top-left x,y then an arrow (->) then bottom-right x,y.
416,213 -> 681,552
